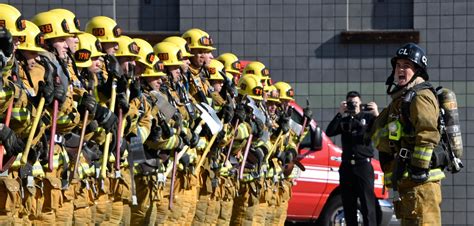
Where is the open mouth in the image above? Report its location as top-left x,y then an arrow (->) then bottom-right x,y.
398,75 -> 406,82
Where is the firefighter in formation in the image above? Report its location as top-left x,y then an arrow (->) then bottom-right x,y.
0,4 -> 313,225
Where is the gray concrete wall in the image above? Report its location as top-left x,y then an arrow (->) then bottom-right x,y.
3,0 -> 474,224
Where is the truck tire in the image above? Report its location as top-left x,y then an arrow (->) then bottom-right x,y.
317,194 -> 364,226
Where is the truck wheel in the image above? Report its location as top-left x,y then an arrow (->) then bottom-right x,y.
318,194 -> 364,226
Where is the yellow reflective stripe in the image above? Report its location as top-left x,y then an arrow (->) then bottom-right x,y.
236,123 -> 249,140
163,135 -> 178,150
0,89 -> 13,99
32,161 -> 45,177
412,146 -> 433,168
138,126 -> 149,143
11,107 -> 30,121
57,114 -> 72,124
427,168 -> 445,181
384,172 -> 392,186
10,154 -> 22,169
372,127 -> 389,148
241,173 -> 255,182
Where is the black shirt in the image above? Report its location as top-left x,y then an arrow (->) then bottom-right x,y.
326,112 -> 375,161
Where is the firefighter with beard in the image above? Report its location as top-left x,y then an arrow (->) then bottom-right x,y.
370,43 -> 444,226
182,28 -> 214,104
153,41 -> 200,225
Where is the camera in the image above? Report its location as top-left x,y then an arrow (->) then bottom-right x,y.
346,101 -> 357,113
361,104 -> 373,112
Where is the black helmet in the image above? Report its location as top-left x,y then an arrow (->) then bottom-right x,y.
391,43 -> 427,72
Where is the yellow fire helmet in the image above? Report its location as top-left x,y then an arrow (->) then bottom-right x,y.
162,36 -> 194,58
133,38 -> 156,68
208,59 -> 225,81
265,85 -> 280,103
274,81 -> 295,101
153,42 -> 183,67
74,33 -> 106,68
115,35 -> 139,58
32,11 -> 74,40
17,20 -> 46,52
237,74 -> 264,101
217,53 -> 241,75
133,38 -> 166,77
49,8 -> 82,34
85,16 -> 122,43
0,4 -> 27,36
243,61 -> 270,86
182,28 -> 215,51
141,60 -> 166,77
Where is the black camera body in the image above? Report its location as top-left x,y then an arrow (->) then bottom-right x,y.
347,101 -> 372,114
346,101 -> 357,113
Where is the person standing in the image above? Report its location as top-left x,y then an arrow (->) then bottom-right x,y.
326,91 -> 379,226
371,43 -> 444,226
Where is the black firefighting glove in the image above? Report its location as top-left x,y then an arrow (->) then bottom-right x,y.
277,112 -> 291,134
95,105 -> 118,133
115,92 -> 130,114
249,117 -> 264,138
232,103 -> 246,124
0,124 -> 24,156
218,104 -> 234,124
126,62 -> 135,80
129,79 -> 141,100
179,152 -> 191,171
83,141 -> 100,162
78,92 -> 97,117
409,165 -> 429,183
285,148 -> 298,164
149,119 -> 163,141
172,112 -> 182,130
104,54 -> 124,80
246,146 -> 265,169
37,73 -> 55,106
0,27 -> 13,59
159,119 -> 173,139
53,75 -> 67,105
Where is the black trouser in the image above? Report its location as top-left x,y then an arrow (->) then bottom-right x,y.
339,159 -> 377,226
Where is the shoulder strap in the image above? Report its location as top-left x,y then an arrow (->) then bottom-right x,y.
401,82 -> 437,132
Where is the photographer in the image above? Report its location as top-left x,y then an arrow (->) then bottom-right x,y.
326,91 -> 379,226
